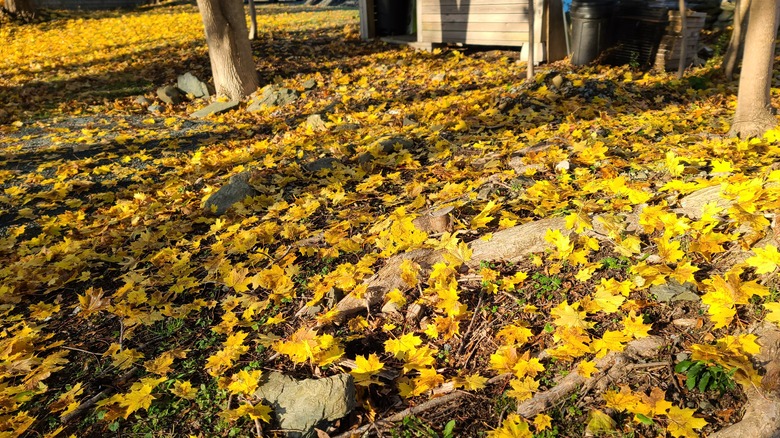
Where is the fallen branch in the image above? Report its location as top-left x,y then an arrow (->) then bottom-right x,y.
61,366 -> 139,424
334,374 -> 512,438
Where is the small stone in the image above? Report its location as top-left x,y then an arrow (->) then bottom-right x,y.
402,116 -> 418,127
147,104 -> 163,113
302,78 -> 317,90
134,96 -> 151,105
555,160 -> 570,172
305,114 -> 327,131
676,352 -> 690,362
673,318 -> 699,328
177,72 -> 212,99
374,136 -> 413,155
551,75 -> 564,88
190,100 -> 239,118
431,73 -> 445,81
157,85 -> 184,105
204,171 -> 257,215
333,123 -> 360,132
651,280 -> 700,303
247,86 -> 300,112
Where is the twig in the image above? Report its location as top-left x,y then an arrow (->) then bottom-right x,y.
457,292 -> 484,357
61,346 -> 102,362
61,366 -> 139,424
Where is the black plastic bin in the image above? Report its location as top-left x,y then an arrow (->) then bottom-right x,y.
570,0 -> 616,65
375,0 -> 413,36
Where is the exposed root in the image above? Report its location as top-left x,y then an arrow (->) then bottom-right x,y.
709,323 -> 780,438
516,336 -> 665,418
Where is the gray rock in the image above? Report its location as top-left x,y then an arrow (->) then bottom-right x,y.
305,114 -> 327,132
157,86 -> 184,105
375,136 -> 413,154
255,372 -> 355,438
247,86 -> 300,112
651,280 -> 700,303
190,100 -> 239,119
147,104 -> 163,113
333,123 -> 360,133
304,157 -> 340,172
204,171 -> 256,215
134,96 -> 151,106
677,185 -> 732,220
177,72 -> 211,99
302,78 -> 317,90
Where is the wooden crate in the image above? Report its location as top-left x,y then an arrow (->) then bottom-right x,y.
654,10 -> 706,71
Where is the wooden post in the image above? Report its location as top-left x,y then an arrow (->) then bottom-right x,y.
358,0 -> 375,40
527,0 -> 535,81
677,0 -> 687,79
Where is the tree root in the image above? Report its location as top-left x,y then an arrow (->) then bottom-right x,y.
516,336 -> 665,418
709,323 -> 780,438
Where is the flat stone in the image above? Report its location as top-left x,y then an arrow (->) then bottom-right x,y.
677,185 -> 732,220
247,86 -> 300,112
302,78 -> 317,90
157,85 -> 184,105
147,104 -> 163,113
134,96 -> 151,105
255,372 -> 355,438
304,157 -> 340,172
305,114 -> 327,132
190,100 -> 239,119
651,280 -> 700,303
177,72 -> 211,99
204,171 -> 256,215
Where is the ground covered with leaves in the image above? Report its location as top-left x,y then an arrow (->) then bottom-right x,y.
2,2 -> 780,437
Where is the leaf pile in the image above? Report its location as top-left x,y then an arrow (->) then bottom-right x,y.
1,3 -> 780,437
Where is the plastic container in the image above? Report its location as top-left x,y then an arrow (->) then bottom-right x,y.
375,0 -> 413,36
570,0 -> 616,65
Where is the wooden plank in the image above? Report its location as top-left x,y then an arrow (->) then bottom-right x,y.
423,0 -> 530,5
358,0 -> 375,40
422,21 -> 530,32
421,30 -> 530,44
422,4 -> 529,13
417,0 -> 424,43
422,13 -> 528,23
546,0 -> 567,62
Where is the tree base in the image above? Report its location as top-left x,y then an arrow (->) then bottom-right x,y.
729,110 -> 777,138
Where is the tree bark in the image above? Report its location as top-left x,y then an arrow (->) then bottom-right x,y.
196,0 -> 259,101
5,0 -> 36,20
729,0 -> 779,138
723,0 -> 751,80
247,0 -> 257,40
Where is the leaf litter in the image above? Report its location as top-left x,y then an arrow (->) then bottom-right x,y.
1,2 -> 779,437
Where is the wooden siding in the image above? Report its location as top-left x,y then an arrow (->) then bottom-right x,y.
418,0 -> 535,47
37,0 -> 145,9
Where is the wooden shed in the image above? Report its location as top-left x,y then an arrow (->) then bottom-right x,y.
36,0 -> 145,9
359,0 -> 567,63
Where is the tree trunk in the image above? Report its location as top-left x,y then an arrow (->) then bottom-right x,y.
247,0 -> 257,40
723,0 -> 751,80
677,0 -> 687,79
196,0 -> 259,101
729,0 -> 779,138
5,0 -> 37,20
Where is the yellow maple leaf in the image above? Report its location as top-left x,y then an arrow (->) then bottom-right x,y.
399,259 -> 420,287
384,333 -> 422,359
746,244 -> 780,274
577,360 -> 599,378
119,377 -> 165,418
351,353 -> 384,386
462,373 -> 488,390
227,369 -> 262,395
223,264 -> 252,293
666,406 -> 707,438
551,301 -> 589,329
506,377 -> 539,402
488,414 -> 532,438
170,380 -> 197,400
470,201 -> 499,230
533,413 -> 552,431
765,302 -> 780,326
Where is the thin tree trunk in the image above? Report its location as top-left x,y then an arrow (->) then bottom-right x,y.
196,0 -> 259,101
723,0 -> 751,80
527,0 -> 535,81
729,0 -> 780,138
677,0 -> 687,79
248,0 -> 257,40
5,0 -> 36,20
